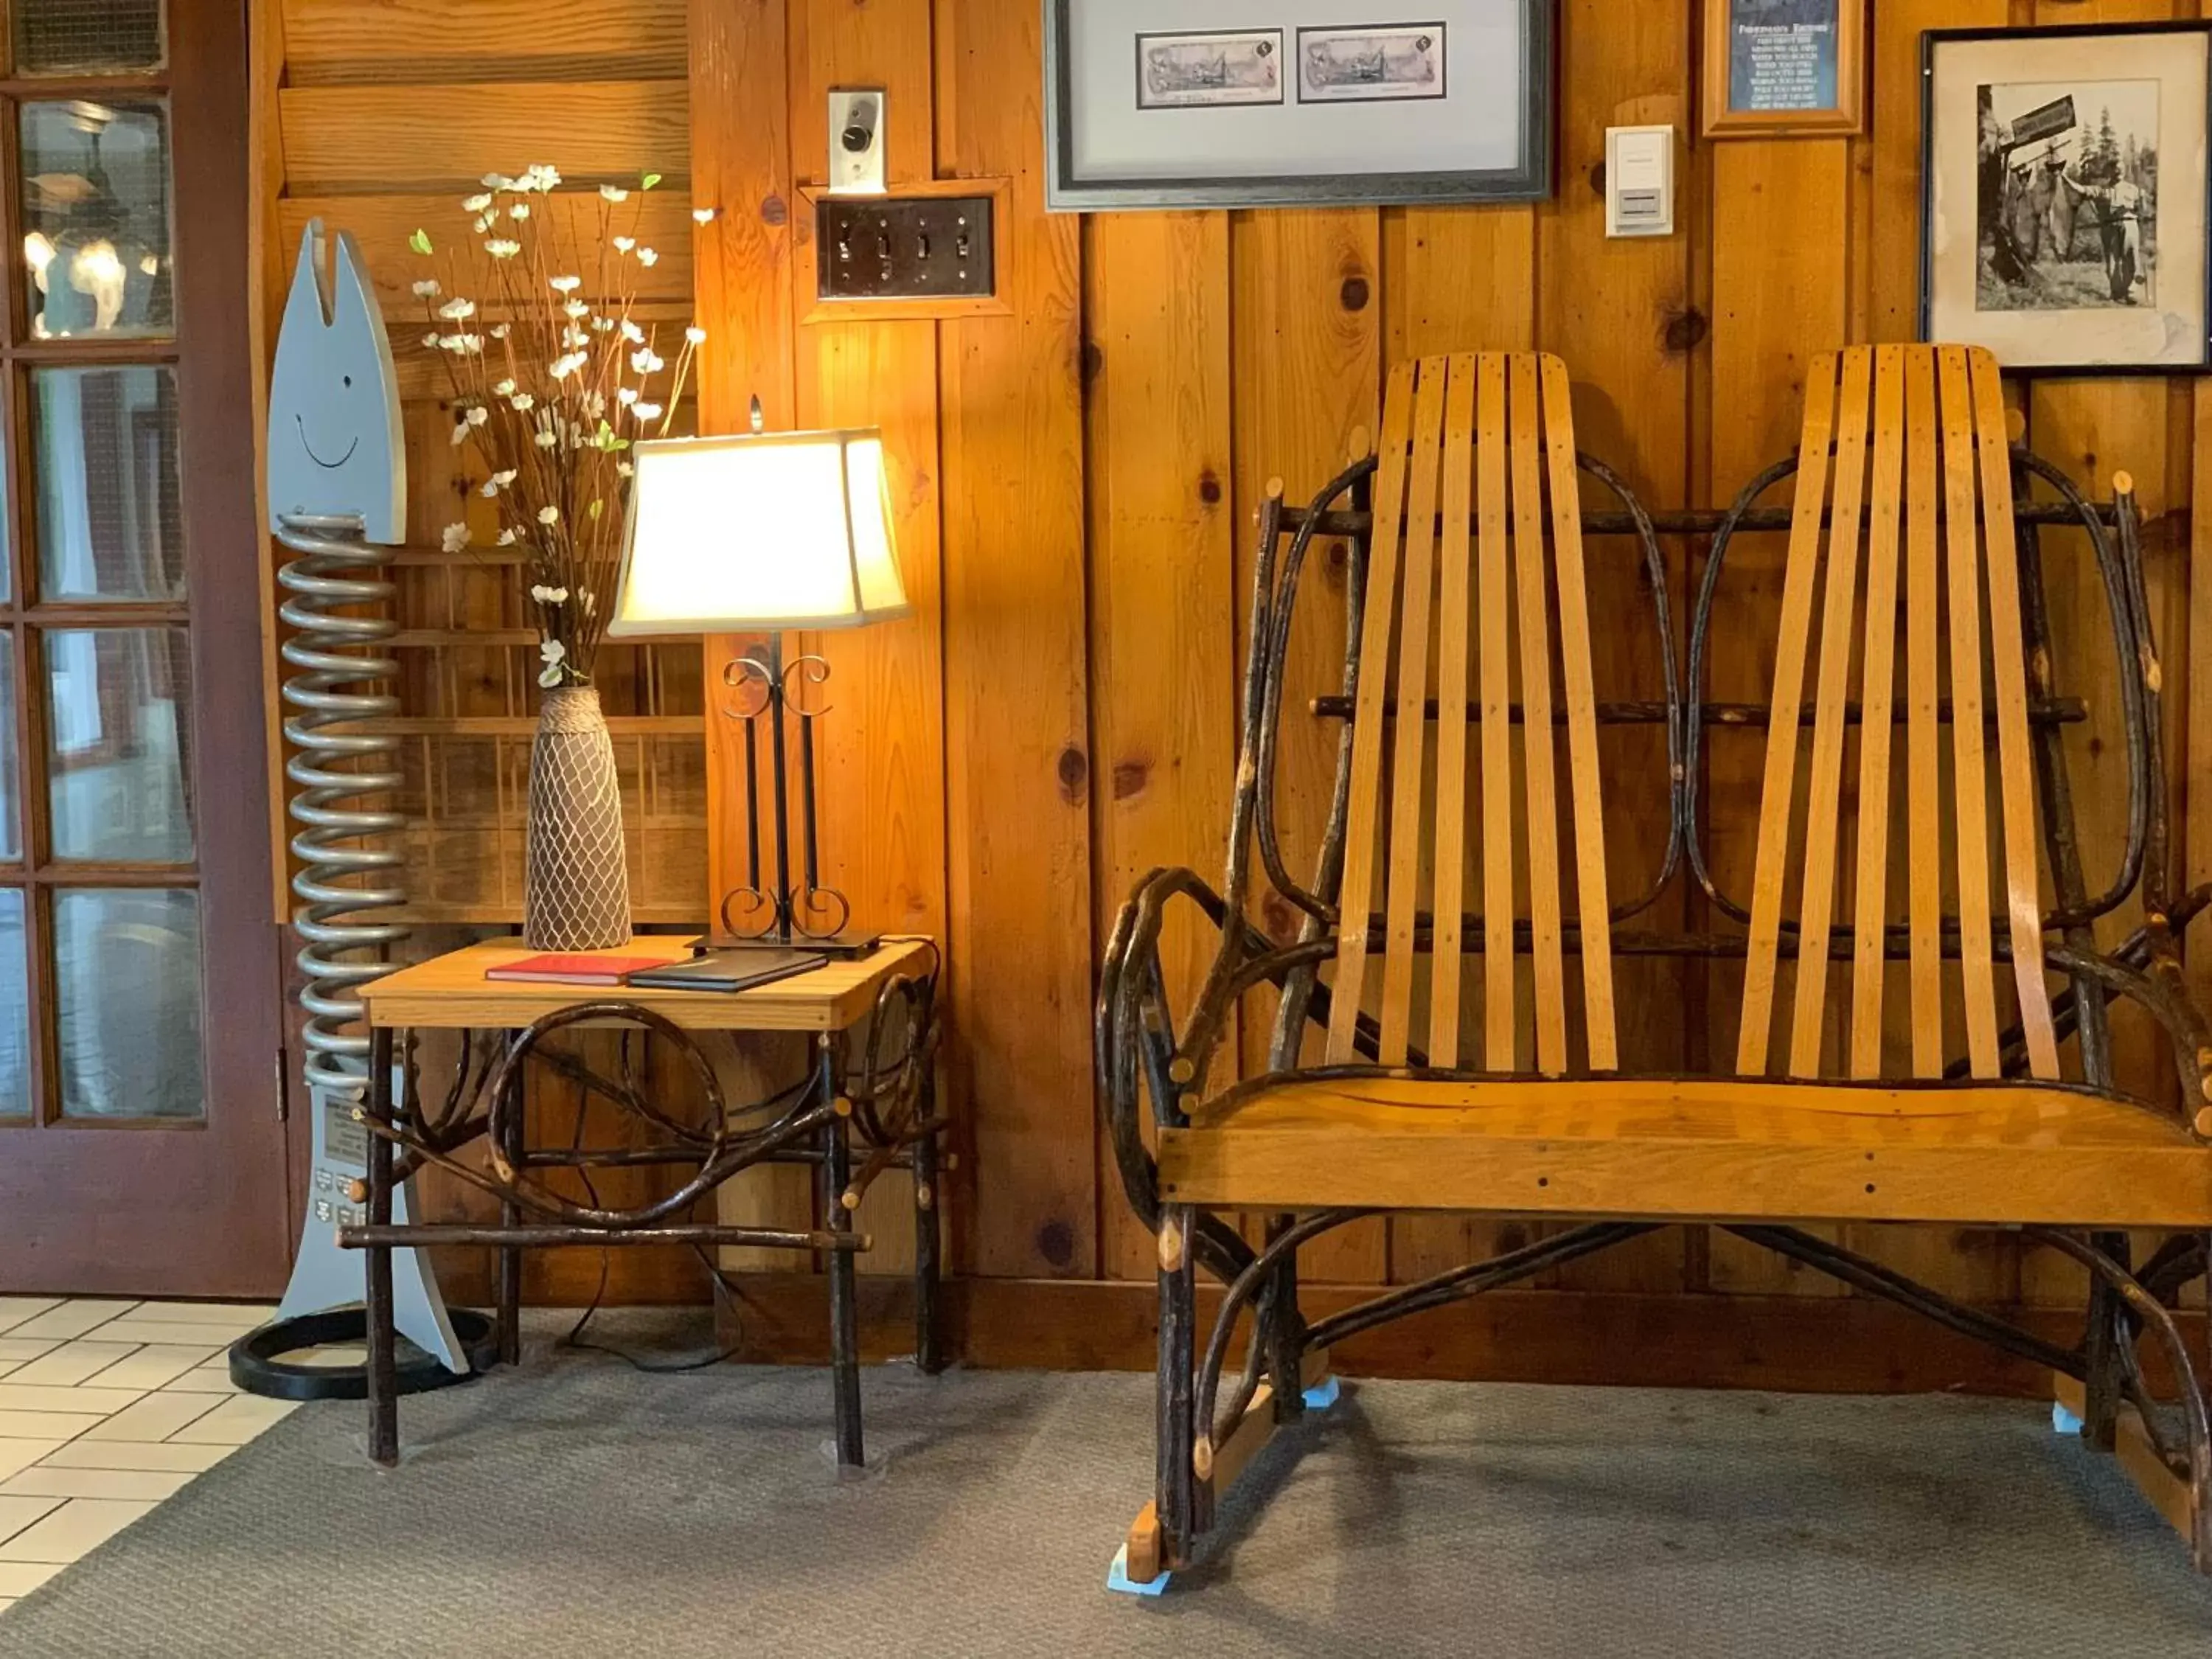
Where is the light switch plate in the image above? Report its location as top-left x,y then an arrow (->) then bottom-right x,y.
1605,125 -> 1675,238
828,88 -> 886,195
817,195 -> 996,301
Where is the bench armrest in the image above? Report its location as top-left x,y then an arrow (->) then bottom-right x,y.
2040,888 -> 2212,1139
1096,865 -> 1263,1284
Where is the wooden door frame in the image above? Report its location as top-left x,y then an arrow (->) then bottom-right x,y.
4,0 -> 290,1297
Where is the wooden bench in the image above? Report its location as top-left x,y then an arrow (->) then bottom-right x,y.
1098,346 -> 2212,1592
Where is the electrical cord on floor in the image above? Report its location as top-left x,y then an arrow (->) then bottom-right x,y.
548,1034 -> 818,1374
557,1239 -> 753,1375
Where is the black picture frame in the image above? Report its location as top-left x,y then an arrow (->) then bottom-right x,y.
1919,21 -> 2212,376
1043,0 -> 1554,212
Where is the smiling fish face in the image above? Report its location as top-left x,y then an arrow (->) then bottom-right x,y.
266,220 -> 405,544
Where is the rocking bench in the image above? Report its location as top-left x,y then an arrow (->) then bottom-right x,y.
1098,346 -> 2212,1592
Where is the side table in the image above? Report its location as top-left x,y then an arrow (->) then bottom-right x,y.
338,935 -> 945,1470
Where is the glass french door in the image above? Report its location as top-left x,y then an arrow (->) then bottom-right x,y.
0,0 -> 289,1295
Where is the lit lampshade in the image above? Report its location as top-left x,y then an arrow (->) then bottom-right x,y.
608,428 -> 908,636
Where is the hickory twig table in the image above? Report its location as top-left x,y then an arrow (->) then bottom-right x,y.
338,935 -> 945,1469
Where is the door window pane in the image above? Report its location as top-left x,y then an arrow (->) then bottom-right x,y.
21,100 -> 172,339
33,365 -> 182,600
0,633 -> 16,863
55,886 -> 200,1119
13,0 -> 164,75
44,626 -> 192,861
0,890 -> 26,1118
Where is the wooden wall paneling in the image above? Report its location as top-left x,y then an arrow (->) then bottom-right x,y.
1841,0 -> 2023,1310
1230,207 -> 1388,1284
793,319 -> 943,1276
1533,0 -> 1697,1296
688,0 -> 813,1272
1703,138 -> 1853,1295
279,81 -> 689,194
1085,212 -> 1237,1281
785,0 -> 944,1275
2012,0 -> 2191,1310
936,0 -> 1097,1279
693,0 -> 796,966
282,192 -> 697,318
274,0 -> 2205,1349
281,0 -> 689,85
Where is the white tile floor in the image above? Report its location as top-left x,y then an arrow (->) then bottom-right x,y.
0,1296 -> 305,1614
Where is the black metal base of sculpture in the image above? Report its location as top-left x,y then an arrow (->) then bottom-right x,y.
228,1307 -> 500,1403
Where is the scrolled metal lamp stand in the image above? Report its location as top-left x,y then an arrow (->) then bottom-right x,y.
720,631 -> 867,952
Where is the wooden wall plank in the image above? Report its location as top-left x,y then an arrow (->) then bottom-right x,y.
1837,0 -> 2023,1311
281,0 -> 688,84
279,0 -> 2202,1344
690,0 -> 809,1273
282,192 -> 696,314
693,0 -> 796,975
785,0 -> 945,1274
2016,0 -> 2185,1308
936,0 -> 1096,1279
1085,212 -> 1237,1281
1231,206 -> 1388,1285
1531,0 -> 1694,1297
1704,139 -> 1852,1297
279,80 -> 689,192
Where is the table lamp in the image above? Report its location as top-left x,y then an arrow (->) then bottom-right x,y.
609,410 -> 908,956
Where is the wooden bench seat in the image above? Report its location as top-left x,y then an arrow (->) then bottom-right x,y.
1161,1075 -> 2212,1228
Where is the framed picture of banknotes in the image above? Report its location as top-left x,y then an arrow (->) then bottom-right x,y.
1045,0 -> 1552,210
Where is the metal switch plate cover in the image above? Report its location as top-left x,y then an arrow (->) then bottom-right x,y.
827,88 -> 886,195
817,195 -> 995,302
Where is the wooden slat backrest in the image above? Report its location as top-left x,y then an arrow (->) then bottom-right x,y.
1326,352 -> 1617,1074
1736,344 -> 2059,1081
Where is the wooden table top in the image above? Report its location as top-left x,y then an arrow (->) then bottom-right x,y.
359,936 -> 936,1033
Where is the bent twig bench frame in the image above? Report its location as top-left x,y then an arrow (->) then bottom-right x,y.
1098,347 -> 2212,1590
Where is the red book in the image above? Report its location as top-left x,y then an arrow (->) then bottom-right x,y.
484,953 -> 670,987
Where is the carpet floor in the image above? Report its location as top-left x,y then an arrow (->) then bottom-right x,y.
1,1311 -> 2207,1657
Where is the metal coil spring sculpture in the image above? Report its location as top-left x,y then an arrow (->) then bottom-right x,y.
276,512 -> 407,1099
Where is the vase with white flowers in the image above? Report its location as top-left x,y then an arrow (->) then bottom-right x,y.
411,161 -> 703,950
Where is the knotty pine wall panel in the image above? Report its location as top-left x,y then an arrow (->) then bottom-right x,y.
261,0 -> 2211,1339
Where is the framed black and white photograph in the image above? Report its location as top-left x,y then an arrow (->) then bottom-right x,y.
1922,23 -> 2212,373
1045,0 -> 1552,211
1703,0 -> 1865,137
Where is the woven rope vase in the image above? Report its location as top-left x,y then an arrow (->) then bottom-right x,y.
524,685 -> 631,950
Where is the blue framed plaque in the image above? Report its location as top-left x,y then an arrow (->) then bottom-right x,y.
1705,0 -> 1863,138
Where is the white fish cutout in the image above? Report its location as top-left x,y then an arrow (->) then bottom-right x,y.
266,219 -> 405,544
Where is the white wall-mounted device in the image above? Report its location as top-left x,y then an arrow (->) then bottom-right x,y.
828,88 -> 887,195
1604,125 -> 1676,239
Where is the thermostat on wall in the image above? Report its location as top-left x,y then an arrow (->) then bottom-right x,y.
1605,125 -> 1675,239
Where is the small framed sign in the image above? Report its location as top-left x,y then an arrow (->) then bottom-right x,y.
1703,0 -> 1865,139
1045,0 -> 1552,211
